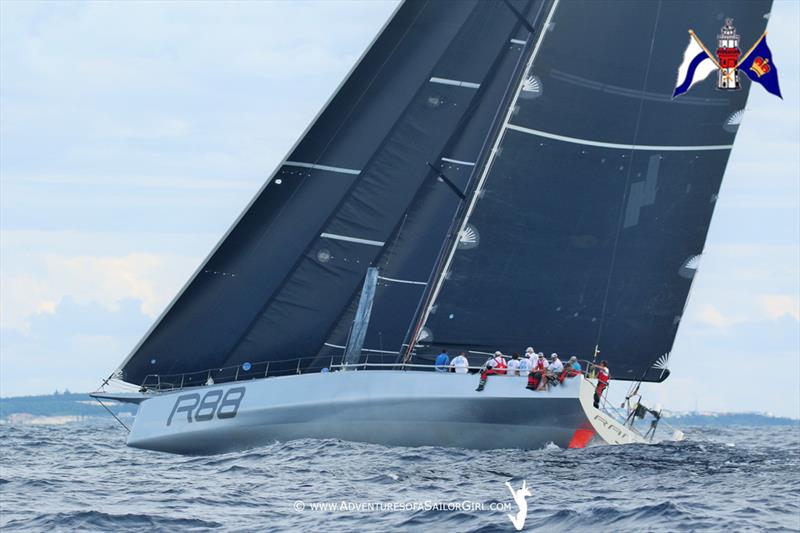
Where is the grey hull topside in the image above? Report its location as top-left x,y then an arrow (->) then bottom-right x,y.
123,371 -> 589,455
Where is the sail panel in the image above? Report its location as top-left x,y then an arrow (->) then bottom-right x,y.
225,0 -> 535,367
422,0 -> 771,381
120,0 -> 540,385
319,2 -> 547,361
120,0 -> 474,384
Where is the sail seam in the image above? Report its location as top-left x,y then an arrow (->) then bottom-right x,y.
505,123 -> 733,151
284,161 -> 361,175
320,233 -> 385,246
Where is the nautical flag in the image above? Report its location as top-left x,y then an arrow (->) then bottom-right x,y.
672,32 -> 717,98
738,33 -> 782,98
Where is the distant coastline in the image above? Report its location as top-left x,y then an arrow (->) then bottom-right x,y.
1,392 -> 797,427
0,392 -> 137,425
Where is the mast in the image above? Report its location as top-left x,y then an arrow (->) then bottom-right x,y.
404,0 -> 561,359
116,0 -> 548,386
344,267 -> 379,366
414,0 -> 770,381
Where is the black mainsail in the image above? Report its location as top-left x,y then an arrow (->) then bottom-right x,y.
418,0 -> 772,381
117,0 -> 771,388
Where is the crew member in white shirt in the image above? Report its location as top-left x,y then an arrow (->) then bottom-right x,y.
548,353 -> 564,374
525,346 -> 535,358
518,353 -> 532,377
449,352 -> 470,374
506,353 -> 521,376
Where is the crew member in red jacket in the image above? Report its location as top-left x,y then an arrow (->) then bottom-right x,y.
475,351 -> 507,391
593,360 -> 610,408
526,353 -> 548,391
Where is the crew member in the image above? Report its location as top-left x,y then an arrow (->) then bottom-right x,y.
491,351 -> 507,375
518,352 -> 532,377
507,353 -> 521,376
475,351 -> 507,391
593,360 -> 610,408
435,349 -> 450,372
450,352 -> 469,374
525,346 -> 535,358
558,356 -> 582,382
526,353 -> 548,391
548,353 -> 564,373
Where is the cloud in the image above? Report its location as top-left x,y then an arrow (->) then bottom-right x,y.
694,304 -> 735,329
760,294 -> 800,321
1,251 -> 198,332
0,0 -> 796,419
643,315 -> 800,418
0,296 -> 151,397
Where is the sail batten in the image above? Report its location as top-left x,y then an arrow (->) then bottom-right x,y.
117,0 -> 771,387
119,0 -> 544,385
419,0 -> 771,382
505,124 -> 735,151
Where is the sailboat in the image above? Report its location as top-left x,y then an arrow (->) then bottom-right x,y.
93,0 -> 773,454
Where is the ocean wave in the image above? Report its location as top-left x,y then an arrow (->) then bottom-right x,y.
0,422 -> 798,532
2,511 -> 222,532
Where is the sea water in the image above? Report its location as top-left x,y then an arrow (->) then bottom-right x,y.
1,420 -> 798,532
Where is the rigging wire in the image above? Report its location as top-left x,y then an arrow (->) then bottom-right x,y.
594,0 -> 663,357
402,0 -> 547,362
94,398 -> 130,433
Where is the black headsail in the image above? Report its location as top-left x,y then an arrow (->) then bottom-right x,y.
318,2 -> 549,363
117,0 -> 546,386
417,0 -> 772,382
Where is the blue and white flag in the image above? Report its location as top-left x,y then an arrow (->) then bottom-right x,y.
672,33 -> 717,98
738,33 -> 782,98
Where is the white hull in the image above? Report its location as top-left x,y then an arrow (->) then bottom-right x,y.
97,371 -> 650,454
116,371 -> 597,454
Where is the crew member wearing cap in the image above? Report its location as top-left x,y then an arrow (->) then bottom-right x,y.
518,351 -> 532,377
548,353 -> 564,374
558,356 -> 582,383
525,346 -> 535,358
475,351 -> 507,391
547,354 -> 564,387
526,353 -> 548,391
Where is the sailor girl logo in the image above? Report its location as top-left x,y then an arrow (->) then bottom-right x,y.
673,18 -> 782,98
505,480 -> 530,531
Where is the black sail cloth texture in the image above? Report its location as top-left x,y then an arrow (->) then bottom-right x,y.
421,0 -> 771,382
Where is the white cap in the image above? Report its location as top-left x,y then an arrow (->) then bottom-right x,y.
550,353 -> 558,359
525,346 -> 534,353
494,351 -> 502,357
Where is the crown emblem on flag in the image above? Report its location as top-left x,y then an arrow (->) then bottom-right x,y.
749,57 -> 770,77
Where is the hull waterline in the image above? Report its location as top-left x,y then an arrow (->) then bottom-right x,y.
119,371 -> 595,455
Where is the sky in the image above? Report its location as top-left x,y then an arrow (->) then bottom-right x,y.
1,1 -> 798,417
